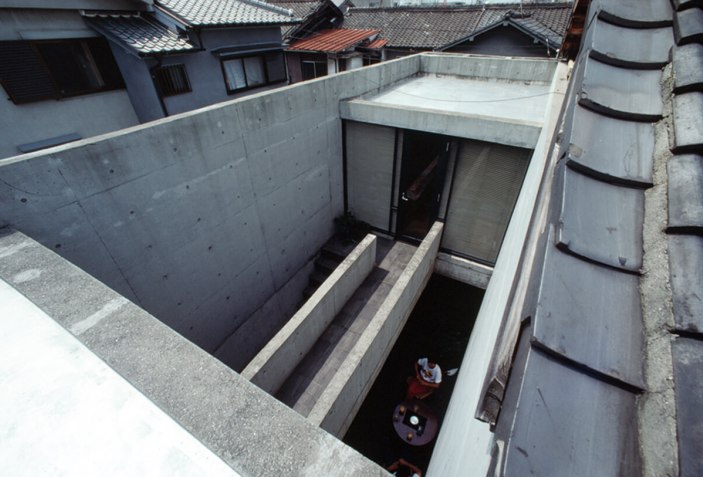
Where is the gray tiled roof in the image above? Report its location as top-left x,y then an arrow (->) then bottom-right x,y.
674,5 -> 703,43
672,337 -> 703,476
672,43 -> 703,92
342,3 -> 571,50
84,13 -> 197,55
556,166 -> 644,272
565,104 -> 655,186
270,0 -> 320,20
587,17 -> 672,68
156,0 -> 299,26
495,0 -> 703,475
579,56 -> 664,122
502,345 -> 642,475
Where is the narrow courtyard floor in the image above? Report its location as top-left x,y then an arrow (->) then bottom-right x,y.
343,274 -> 485,474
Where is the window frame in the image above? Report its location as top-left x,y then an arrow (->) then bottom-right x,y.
219,51 -> 287,95
0,37 -> 125,105
301,60 -> 328,80
152,64 -> 191,97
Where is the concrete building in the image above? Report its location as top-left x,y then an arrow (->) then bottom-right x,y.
2,0 -> 701,475
0,50 -> 565,475
0,0 -> 143,159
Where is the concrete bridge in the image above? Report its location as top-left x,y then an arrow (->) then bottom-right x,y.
243,222 -> 443,437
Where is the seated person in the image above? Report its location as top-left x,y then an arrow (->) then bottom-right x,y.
406,357 -> 442,400
387,458 -> 422,477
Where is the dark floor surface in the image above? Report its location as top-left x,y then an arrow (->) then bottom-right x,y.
343,274 -> 485,474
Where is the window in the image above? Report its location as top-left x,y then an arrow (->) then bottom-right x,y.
301,60 -> 327,80
221,52 -> 287,94
153,64 -> 191,96
0,38 -> 124,104
363,56 -> 381,66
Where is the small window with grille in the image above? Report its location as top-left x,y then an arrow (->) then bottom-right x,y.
153,64 -> 191,97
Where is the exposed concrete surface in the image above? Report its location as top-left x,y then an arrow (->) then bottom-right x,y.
638,63 -> 679,477
427,61 -> 569,477
0,228 -> 388,477
243,234 -> 377,393
341,56 -> 560,150
308,223 -> 442,437
277,238 -> 416,417
214,257 -> 316,372
0,53 -> 421,361
0,279 -> 240,477
434,252 -> 492,290
356,75 -> 549,124
341,99 -> 542,149
0,52 -> 565,476
420,54 -> 558,83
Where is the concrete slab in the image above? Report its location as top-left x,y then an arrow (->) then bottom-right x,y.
342,74 -> 550,149
276,239 -> 416,414
0,279 -> 239,477
0,228 -> 387,477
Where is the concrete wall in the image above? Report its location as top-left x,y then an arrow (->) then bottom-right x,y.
0,9 -> 139,159
307,222 -> 443,437
0,55 -> 422,362
434,252 -> 492,290
214,257 -> 316,372
242,234 -> 377,393
420,53 -> 557,84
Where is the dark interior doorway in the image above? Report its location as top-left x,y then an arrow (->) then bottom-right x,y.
343,274 -> 484,474
396,131 -> 450,241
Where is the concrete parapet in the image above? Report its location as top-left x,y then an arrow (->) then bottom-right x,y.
307,222 -> 443,437
242,234 -> 377,394
420,53 -> 558,84
340,99 -> 542,149
435,252 -> 493,290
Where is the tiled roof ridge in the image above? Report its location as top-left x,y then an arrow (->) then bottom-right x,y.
235,0 -> 296,18
81,10 -> 143,19
489,1 -> 703,476
347,2 -> 572,13
287,26 -> 380,52
82,10 -> 197,55
486,10 -> 561,36
154,0 -> 298,27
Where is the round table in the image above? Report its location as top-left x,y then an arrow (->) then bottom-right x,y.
392,400 -> 438,446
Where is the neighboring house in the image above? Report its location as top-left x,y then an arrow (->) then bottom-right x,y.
0,0 -> 299,159
0,1 -> 143,159
286,28 -> 385,81
271,0 -> 347,42
343,3 -> 571,59
85,0 -> 300,123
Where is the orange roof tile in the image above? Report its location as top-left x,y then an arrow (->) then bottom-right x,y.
366,38 -> 388,49
287,28 -> 380,53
